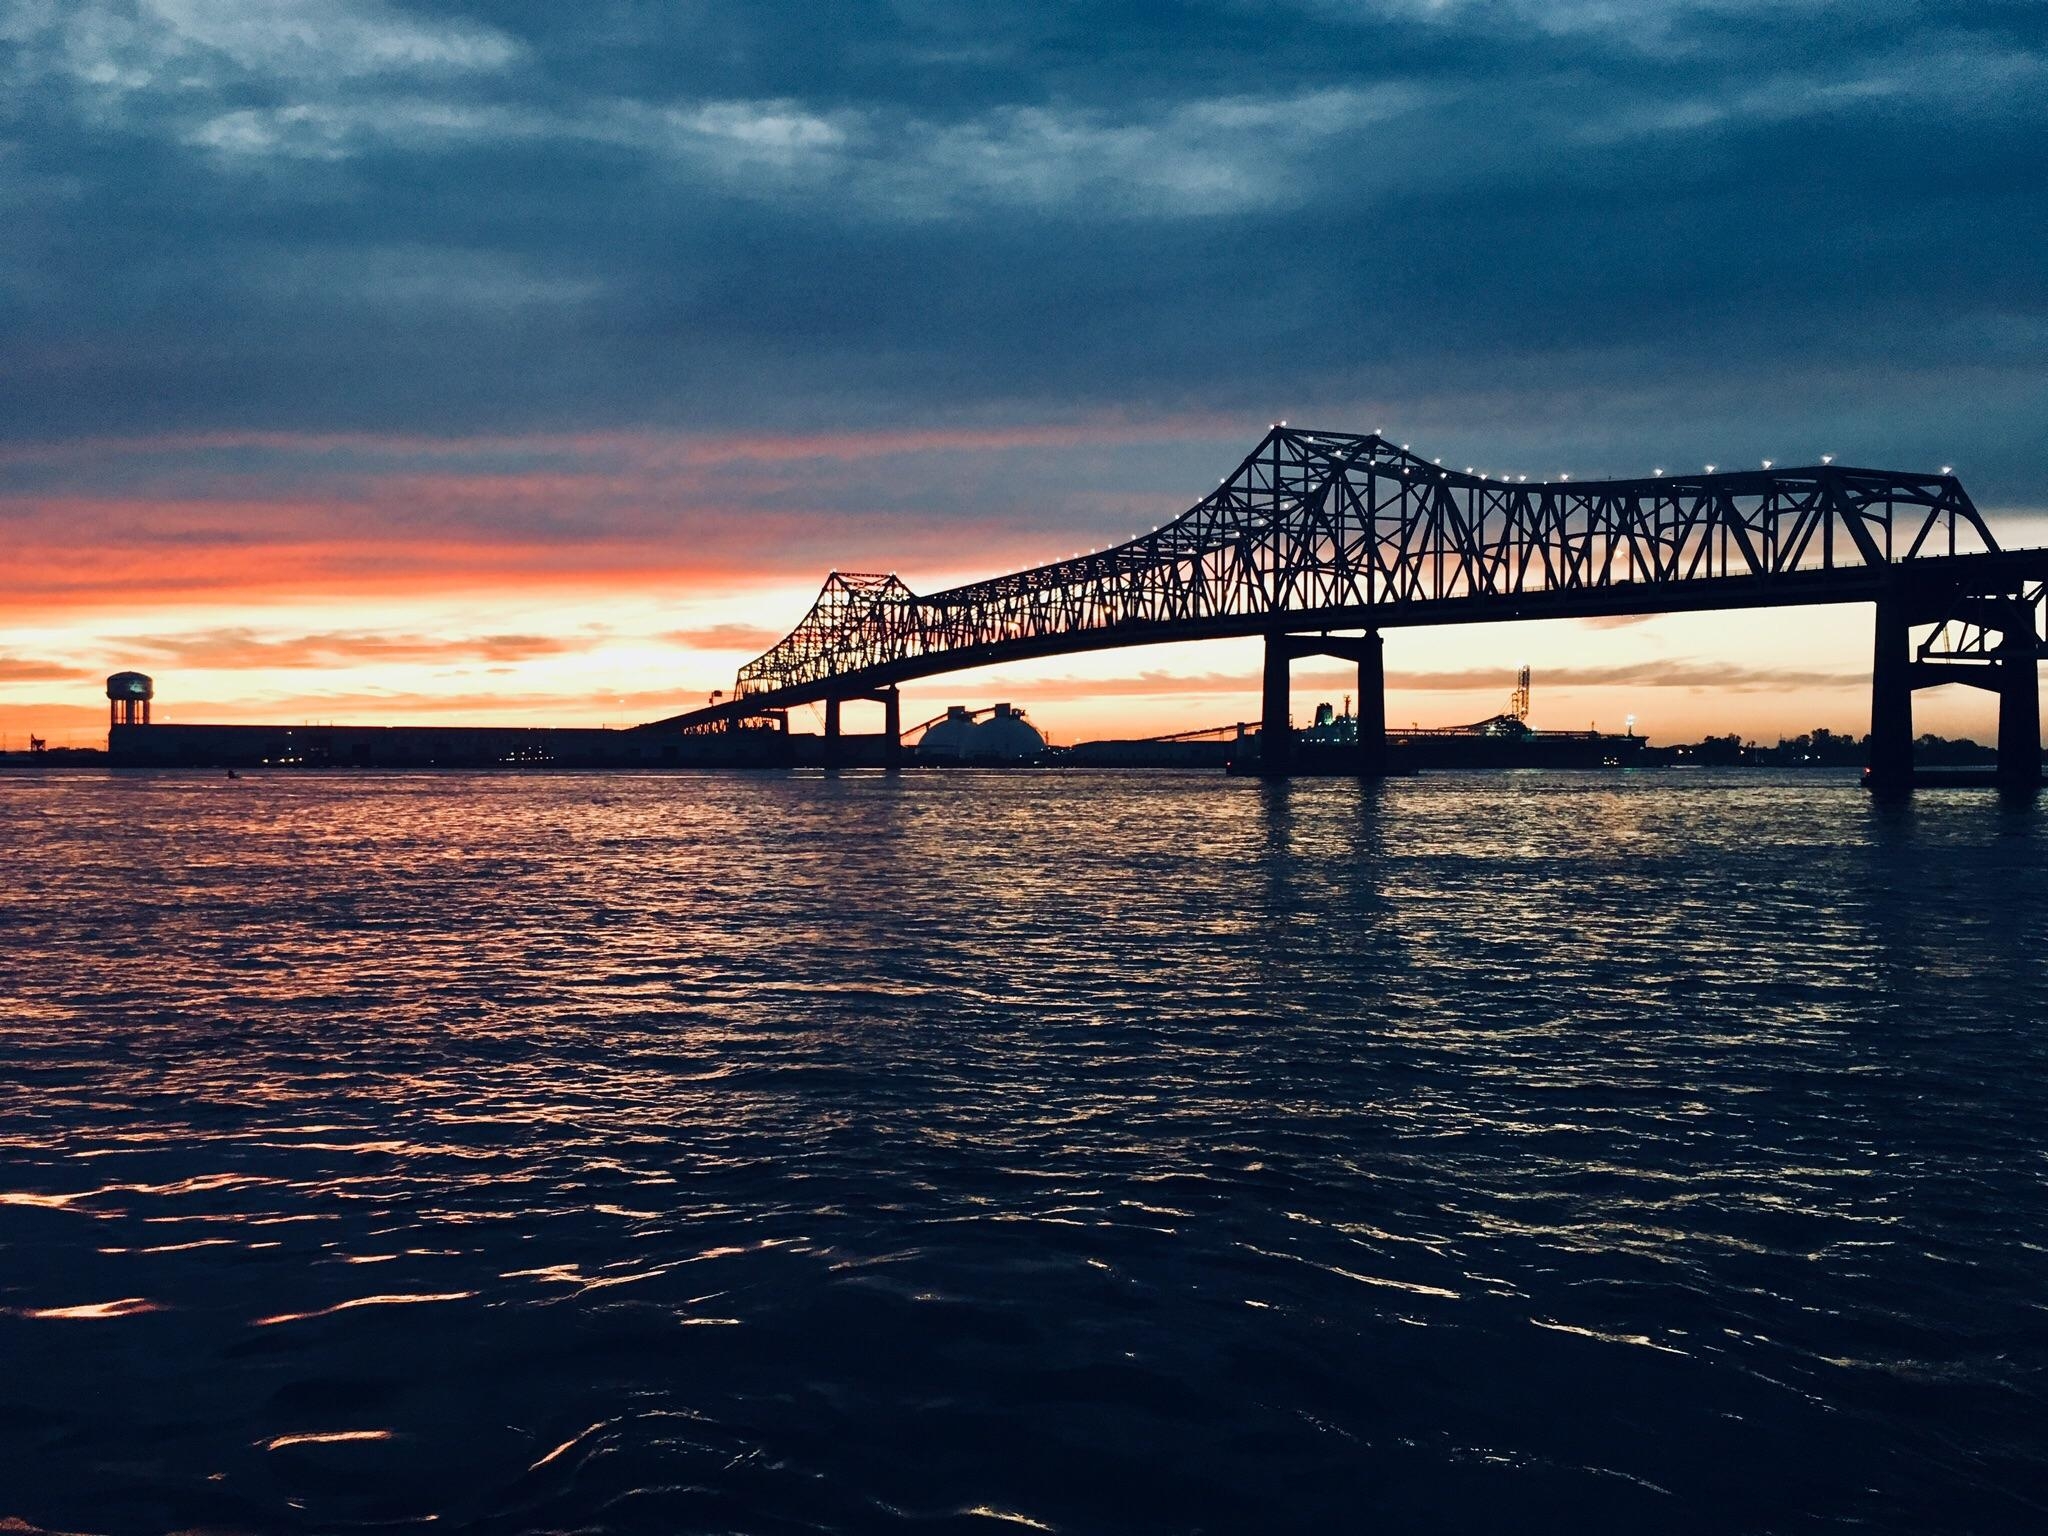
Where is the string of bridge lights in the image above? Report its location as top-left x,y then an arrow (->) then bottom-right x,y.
1035,426 -> 1956,569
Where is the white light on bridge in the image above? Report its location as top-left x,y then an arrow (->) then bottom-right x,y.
1942,465 -> 1954,475
1654,467 -> 1664,476
1822,454 -> 1834,464
1762,459 -> 1773,469
1705,464 -> 1717,473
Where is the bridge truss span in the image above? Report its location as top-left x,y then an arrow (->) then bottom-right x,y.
727,427 -> 1999,702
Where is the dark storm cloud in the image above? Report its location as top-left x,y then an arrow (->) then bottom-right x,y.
2,1 -> 2043,498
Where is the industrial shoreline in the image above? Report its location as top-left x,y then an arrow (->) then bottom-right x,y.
3,725 -> 2005,775
4,667 -> 2010,775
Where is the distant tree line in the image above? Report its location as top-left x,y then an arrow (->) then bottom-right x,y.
1654,729 -> 1998,767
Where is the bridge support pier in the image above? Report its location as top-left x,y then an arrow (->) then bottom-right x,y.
819,688 -> 903,771
1260,630 -> 1388,777
1357,630 -> 1386,777
1872,583 -> 2043,797
1868,593 -> 1914,800
1261,637 -> 1295,776
1996,608 -> 2042,795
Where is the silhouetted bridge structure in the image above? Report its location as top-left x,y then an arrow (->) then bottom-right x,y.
646,427 -> 2045,794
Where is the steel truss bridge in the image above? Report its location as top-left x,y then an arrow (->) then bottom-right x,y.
646,427 -> 2046,793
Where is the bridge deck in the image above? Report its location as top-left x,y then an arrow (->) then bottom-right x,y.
649,550 -> 2046,730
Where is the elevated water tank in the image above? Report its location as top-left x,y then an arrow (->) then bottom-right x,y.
107,671 -> 153,727
969,703 -> 1045,763
918,705 -> 978,760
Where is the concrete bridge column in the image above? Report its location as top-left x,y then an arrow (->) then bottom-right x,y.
1997,616 -> 2041,794
1261,636 -> 1294,776
883,688 -> 902,773
823,695 -> 842,771
1357,630 -> 1386,777
1868,592 -> 1913,799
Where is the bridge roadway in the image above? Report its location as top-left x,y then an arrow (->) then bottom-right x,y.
642,427 -> 2047,795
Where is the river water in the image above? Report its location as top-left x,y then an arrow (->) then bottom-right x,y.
1,768 -> 2044,1534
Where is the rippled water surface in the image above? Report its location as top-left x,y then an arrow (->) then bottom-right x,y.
3,768 -> 2046,1534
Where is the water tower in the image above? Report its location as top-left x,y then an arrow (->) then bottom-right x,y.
107,671 -> 153,727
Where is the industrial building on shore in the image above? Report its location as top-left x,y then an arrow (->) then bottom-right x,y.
914,704 -> 1047,763
108,720 -> 797,770
90,674 -> 1048,770
99,673 -> 794,769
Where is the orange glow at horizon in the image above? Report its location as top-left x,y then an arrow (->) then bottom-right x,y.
4,423 -> 2042,750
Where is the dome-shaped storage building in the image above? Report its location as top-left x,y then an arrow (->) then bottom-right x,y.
968,703 -> 1045,763
918,705 -> 979,761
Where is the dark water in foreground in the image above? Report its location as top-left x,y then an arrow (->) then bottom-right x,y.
2,768 -> 2045,1535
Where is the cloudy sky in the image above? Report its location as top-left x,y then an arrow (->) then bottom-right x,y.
3,0 -> 2044,745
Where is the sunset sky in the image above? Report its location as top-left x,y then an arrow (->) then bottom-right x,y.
4,2 -> 2044,747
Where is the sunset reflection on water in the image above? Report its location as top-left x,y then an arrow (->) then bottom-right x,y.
1,768 -> 2044,1533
